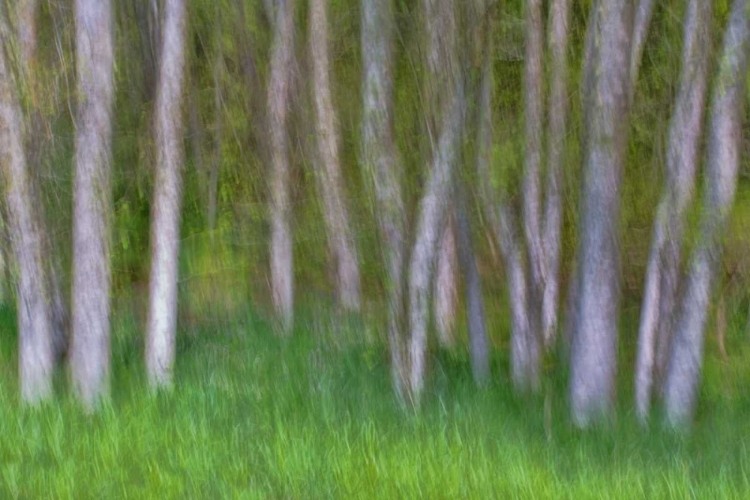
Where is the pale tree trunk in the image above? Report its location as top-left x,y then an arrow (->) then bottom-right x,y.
434,220 -> 457,347
541,0 -> 570,348
309,0 -> 361,312
17,0 -> 69,363
268,0 -> 296,332
663,0 -> 750,428
407,0 -> 464,404
564,1 -> 598,348
145,0 -> 188,389
472,18 -> 535,391
0,23 -> 54,404
569,0 -> 632,427
517,0 -> 545,392
455,181 -> 490,385
361,0 -> 408,399
423,0 -> 459,348
407,84 -> 465,404
68,0 -> 115,409
464,26 -> 494,385
634,0 -> 711,423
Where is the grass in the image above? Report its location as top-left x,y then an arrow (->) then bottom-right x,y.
1,301 -> 750,498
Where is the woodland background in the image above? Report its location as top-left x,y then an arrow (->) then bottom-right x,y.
1,0 -> 750,496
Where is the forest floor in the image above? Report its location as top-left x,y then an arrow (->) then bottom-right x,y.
1,302 -> 750,498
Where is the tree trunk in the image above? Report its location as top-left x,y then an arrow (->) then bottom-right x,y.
406,0 -> 464,404
634,0 -> 711,423
434,221 -> 457,347
0,23 -> 54,404
268,0 -> 296,333
309,0 -> 361,312
68,0 -> 115,409
145,0 -> 188,389
17,0 -> 70,364
455,181 -> 490,385
360,0 -> 409,400
518,0 -> 545,391
423,0 -> 459,348
541,0 -> 571,348
564,1 -> 600,348
663,0 -> 750,428
407,85 -> 465,404
569,0 -> 632,427
472,20 -> 537,391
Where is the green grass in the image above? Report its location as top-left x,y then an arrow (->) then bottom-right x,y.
1,302 -> 750,498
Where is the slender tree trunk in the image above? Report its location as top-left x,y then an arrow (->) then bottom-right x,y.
268,0 -> 296,332
407,84 -> 465,404
406,0 -> 464,404
517,0 -> 545,392
569,0 -> 632,427
361,0 -> 408,399
473,24 -> 536,391
541,0 -> 571,348
468,32 -> 495,386
145,0 -> 188,389
564,1 -> 600,348
434,220 -> 457,347
309,0 -> 361,312
663,0 -> 750,428
455,180 -> 490,385
17,0 -> 69,364
423,0 -> 459,347
634,0 -> 711,423
0,22 -> 54,404
68,0 -> 115,409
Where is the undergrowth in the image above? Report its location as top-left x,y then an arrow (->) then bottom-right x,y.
0,301 -> 749,498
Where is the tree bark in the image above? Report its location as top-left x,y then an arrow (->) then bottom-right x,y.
569,0 -> 632,427
0,21 -> 54,404
472,18 -> 537,391
423,0 -> 459,348
434,220 -> 457,347
455,180 -> 490,385
517,0 -> 545,391
268,0 -> 296,333
145,0 -> 188,389
360,0 -> 409,400
406,0 -> 464,404
634,0 -> 711,423
309,0 -> 361,312
407,84 -> 465,404
663,0 -> 750,428
541,0 -> 571,348
17,0 -> 70,364
68,0 -> 115,409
